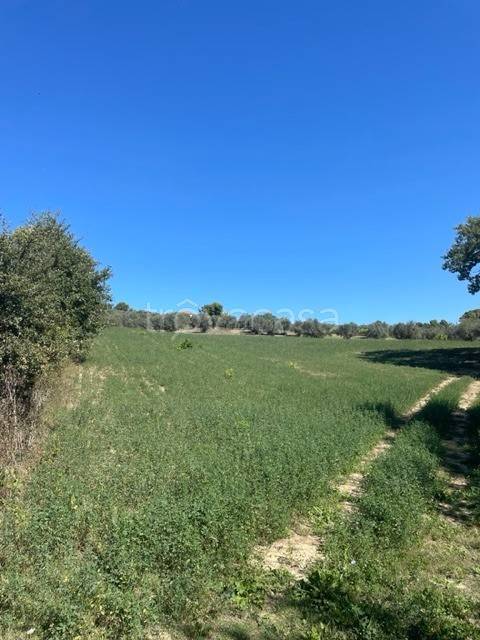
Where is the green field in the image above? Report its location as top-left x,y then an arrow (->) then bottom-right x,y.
0,329 -> 478,639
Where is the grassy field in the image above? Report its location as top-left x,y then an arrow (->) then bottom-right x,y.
0,328 -> 478,639
290,379 -> 480,640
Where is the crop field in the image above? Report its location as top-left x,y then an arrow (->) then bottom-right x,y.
0,328 -> 479,639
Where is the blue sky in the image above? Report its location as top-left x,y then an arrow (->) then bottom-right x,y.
1,0 -> 479,324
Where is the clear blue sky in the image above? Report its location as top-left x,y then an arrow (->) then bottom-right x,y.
1,1 -> 479,323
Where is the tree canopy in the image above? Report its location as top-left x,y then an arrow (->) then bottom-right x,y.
1,212 -> 111,459
443,216 -> 480,293
200,302 -> 223,327
1,212 -> 111,384
460,309 -> 480,322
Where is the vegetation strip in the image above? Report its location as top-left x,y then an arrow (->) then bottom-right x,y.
293,384 -> 480,640
255,375 -> 458,579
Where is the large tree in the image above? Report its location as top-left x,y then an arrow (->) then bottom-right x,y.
200,301 -> 223,327
443,216 -> 480,293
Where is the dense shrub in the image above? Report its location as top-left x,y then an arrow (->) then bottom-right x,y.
392,321 -> 421,340
175,312 -> 194,330
292,320 -> 303,336
366,320 -> 390,339
162,312 -> 176,332
278,317 -> 292,333
251,313 -> 276,335
237,314 -> 253,330
216,314 -> 237,329
301,319 -> 329,337
421,319 -> 451,340
197,312 -> 211,332
149,312 -> 165,331
453,319 -> 480,341
0,213 -> 110,460
337,322 -> 358,339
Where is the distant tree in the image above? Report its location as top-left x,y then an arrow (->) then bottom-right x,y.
391,321 -> 421,340
300,319 -> 329,338
237,314 -> 252,331
337,323 -> 358,339
292,320 -> 303,336
197,312 -> 210,332
114,301 -> 129,311
460,309 -> 480,322
421,319 -> 452,340
200,302 -> 224,327
149,313 -> 164,331
366,321 -> 390,339
443,216 -> 480,293
175,312 -> 193,330
455,319 -> 480,341
134,310 -> 150,329
278,317 -> 292,334
251,313 -> 276,335
163,312 -> 176,332
216,314 -> 237,329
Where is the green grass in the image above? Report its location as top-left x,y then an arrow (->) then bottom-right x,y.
0,328 -> 476,639
291,379 -> 480,640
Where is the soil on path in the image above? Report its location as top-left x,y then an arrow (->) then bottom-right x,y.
255,376 -> 458,578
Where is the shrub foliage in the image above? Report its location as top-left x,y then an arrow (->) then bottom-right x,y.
0,213 -> 110,460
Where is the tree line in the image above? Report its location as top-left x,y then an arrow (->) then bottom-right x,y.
108,302 -> 480,341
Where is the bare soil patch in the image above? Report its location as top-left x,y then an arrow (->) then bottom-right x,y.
254,529 -> 321,579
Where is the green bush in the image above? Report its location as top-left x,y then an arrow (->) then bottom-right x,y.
216,314 -> 237,329
337,323 -> 358,339
176,337 -> 193,350
454,319 -> 480,341
365,321 -> 390,339
0,213 -> 110,460
251,313 -> 276,335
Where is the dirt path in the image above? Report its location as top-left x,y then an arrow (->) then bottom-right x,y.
338,375 -> 458,510
437,379 -> 480,521
417,379 -> 480,602
255,376 -> 458,578
403,376 -> 458,418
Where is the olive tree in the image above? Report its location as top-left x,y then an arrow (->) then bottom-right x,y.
251,313 -> 276,335
200,302 -> 223,328
337,323 -> 358,339
366,321 -> 390,339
